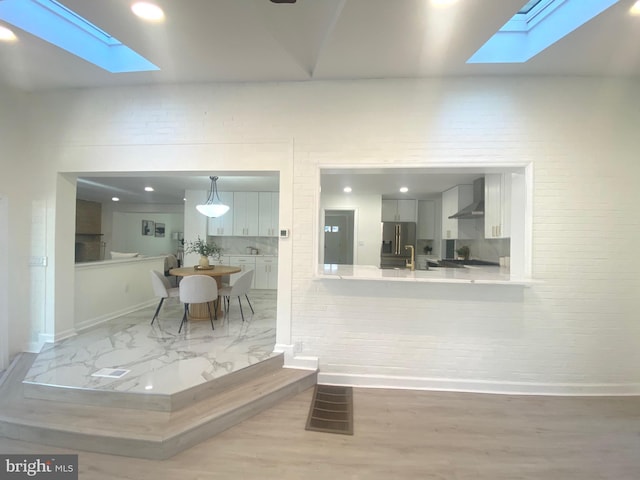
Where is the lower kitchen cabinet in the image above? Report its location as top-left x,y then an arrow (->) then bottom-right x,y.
254,257 -> 278,289
228,256 -> 256,288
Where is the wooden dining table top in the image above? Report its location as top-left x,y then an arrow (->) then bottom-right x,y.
169,265 -> 241,277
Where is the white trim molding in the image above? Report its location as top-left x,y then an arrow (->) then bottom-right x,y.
274,343 -> 319,371
317,372 -> 640,397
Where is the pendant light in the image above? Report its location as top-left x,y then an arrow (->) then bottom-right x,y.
196,176 -> 230,217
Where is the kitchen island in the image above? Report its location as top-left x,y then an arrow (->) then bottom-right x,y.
316,264 -> 532,286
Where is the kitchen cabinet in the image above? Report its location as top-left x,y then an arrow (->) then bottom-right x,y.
484,174 -> 511,239
417,200 -> 436,239
233,192 -> 259,236
258,192 -> 279,237
207,192 -> 234,236
381,199 -> 416,222
255,257 -> 278,289
228,256 -> 256,288
441,185 -> 475,240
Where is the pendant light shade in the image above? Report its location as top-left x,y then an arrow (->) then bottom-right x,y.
196,176 -> 229,218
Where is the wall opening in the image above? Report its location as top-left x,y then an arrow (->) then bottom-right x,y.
318,165 -> 532,279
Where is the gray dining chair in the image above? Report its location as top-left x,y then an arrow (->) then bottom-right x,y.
150,270 -> 180,325
178,275 -> 218,333
218,269 -> 254,322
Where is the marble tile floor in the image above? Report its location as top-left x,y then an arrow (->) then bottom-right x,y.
23,290 -> 277,396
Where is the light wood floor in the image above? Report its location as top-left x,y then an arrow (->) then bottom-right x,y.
1,387 -> 639,479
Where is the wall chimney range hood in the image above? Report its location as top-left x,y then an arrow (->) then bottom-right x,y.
448,177 -> 485,219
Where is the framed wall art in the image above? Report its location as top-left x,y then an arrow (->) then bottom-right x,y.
142,220 -> 154,236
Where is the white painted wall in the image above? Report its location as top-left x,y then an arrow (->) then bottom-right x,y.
74,256 -> 165,331
4,77 -> 640,394
101,202 -> 185,257
0,195 -> 8,370
110,212 -> 184,257
0,85 -> 45,353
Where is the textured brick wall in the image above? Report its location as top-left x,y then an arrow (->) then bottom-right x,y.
18,77 -> 640,393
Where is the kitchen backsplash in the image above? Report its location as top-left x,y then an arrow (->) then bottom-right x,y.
208,235 -> 278,256
456,238 -> 510,263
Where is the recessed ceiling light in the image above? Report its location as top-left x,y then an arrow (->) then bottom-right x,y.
0,25 -> 17,42
631,1 -> 640,15
399,187 -> 409,193
131,2 -> 165,22
144,186 -> 154,192
343,186 -> 352,193
112,197 -> 120,202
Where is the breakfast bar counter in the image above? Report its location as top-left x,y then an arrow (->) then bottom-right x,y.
316,264 -> 532,286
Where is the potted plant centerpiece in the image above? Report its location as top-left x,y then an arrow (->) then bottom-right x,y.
456,245 -> 470,261
184,236 -> 222,269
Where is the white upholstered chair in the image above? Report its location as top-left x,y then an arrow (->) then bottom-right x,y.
150,270 -> 180,325
178,275 -> 218,333
218,269 -> 254,322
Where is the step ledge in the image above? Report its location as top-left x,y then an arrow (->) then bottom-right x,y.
1,368 -> 317,459
22,353 -> 285,412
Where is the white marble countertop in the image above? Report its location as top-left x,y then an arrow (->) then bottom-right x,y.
316,264 -> 532,286
223,254 -> 277,258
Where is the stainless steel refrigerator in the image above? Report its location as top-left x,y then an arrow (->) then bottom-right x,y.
380,222 -> 416,269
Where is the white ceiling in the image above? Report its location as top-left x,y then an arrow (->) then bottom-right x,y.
1,0 -> 639,92
6,0 -> 639,204
76,173 -> 280,204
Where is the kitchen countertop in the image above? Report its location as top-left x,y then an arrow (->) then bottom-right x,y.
222,254 -> 277,257
316,264 -> 532,286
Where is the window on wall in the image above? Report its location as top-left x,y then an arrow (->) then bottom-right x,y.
319,165 -> 532,279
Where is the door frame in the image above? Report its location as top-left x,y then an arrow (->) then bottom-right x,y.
320,208 -> 358,265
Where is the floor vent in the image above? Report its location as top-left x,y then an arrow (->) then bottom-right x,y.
305,384 -> 353,435
91,368 -> 130,379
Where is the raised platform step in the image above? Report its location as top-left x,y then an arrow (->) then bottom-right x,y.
0,353 -> 317,459
23,353 -> 285,412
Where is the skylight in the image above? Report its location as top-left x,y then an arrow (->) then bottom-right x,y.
518,0 -> 544,14
467,0 -> 620,64
0,0 -> 159,73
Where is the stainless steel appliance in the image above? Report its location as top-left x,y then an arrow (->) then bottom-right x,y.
380,222 -> 416,269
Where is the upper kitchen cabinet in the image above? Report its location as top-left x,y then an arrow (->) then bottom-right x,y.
258,192 -> 279,237
207,192 -> 234,236
441,185 -> 475,240
233,192 -> 259,236
484,174 -> 511,239
417,200 -> 436,239
381,199 -> 416,222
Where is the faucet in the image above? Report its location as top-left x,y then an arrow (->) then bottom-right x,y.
405,245 -> 415,271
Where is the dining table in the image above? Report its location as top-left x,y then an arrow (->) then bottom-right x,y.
169,265 -> 241,319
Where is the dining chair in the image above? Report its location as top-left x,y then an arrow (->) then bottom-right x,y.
178,275 -> 218,333
150,270 -> 180,325
164,254 -> 179,286
218,269 -> 254,322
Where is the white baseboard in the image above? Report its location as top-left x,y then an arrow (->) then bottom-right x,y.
75,300 -> 156,332
317,372 -> 640,396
